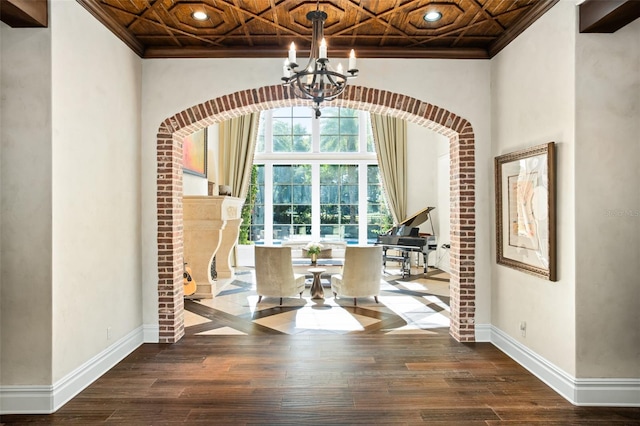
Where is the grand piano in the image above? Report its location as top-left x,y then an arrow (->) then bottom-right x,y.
376,206 -> 437,278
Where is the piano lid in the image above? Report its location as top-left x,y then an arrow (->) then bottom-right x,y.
398,206 -> 435,228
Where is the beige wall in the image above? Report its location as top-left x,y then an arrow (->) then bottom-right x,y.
0,22 -> 53,386
575,18 -> 640,378
50,1 -> 143,382
491,2 -> 577,374
1,0 -> 143,388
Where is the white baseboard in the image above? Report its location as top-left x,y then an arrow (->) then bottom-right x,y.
0,326 -> 143,415
474,323 -> 492,342
490,325 -> 640,407
143,323 -> 159,343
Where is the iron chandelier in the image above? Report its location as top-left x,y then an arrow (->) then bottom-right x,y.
281,5 -> 359,118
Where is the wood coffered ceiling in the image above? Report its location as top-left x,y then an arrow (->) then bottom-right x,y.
76,0 -> 559,59
3,1 -> 638,60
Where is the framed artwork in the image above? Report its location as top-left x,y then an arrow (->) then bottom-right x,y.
183,129 -> 207,177
495,142 -> 557,281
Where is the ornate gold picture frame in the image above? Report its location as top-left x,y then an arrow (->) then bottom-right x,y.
495,142 -> 557,281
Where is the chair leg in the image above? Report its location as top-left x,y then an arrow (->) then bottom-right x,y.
279,297 -> 283,305
299,292 -> 303,298
374,296 -> 379,304
258,295 -> 263,303
354,298 -> 357,306
333,291 -> 337,298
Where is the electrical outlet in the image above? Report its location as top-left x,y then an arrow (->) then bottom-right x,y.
107,327 -> 112,340
519,321 -> 526,337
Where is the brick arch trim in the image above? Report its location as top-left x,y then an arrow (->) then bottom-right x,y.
156,84 -> 476,343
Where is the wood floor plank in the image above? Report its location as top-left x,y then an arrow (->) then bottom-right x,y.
2,334 -> 638,424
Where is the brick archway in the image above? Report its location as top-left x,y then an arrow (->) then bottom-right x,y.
156,85 -> 476,343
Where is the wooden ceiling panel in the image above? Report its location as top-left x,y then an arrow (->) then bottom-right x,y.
77,0 -> 560,59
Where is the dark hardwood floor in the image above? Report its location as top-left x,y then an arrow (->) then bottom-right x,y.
2,334 -> 639,424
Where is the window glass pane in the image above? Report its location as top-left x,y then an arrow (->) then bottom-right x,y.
292,185 -> 311,204
256,114 -> 265,153
339,205 -> 358,223
321,225 -> 339,237
242,165 -> 264,244
320,164 -> 360,240
340,185 -> 358,204
273,117 -> 291,134
342,108 -> 358,118
273,185 -> 291,204
366,113 -> 375,152
343,165 -> 358,183
272,107 -> 292,117
320,107 -> 339,117
272,164 -> 311,241
320,204 -> 339,223
319,109 -> 359,153
366,165 -> 393,242
293,225 -> 311,237
342,225 -> 359,241
291,106 -> 312,117
293,205 -> 311,224
340,117 -> 358,134
344,135 -> 358,152
369,184 -> 386,203
320,164 -> 339,183
273,166 -> 291,182
273,135 -> 292,152
292,165 -> 311,184
367,165 -> 380,183
273,225 -> 291,241
255,184 -> 264,204
270,108 -> 312,153
320,185 -> 338,204
273,205 -> 291,224
293,135 -> 311,152
292,117 -> 312,134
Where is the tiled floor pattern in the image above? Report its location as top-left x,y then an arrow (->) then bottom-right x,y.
184,267 -> 451,336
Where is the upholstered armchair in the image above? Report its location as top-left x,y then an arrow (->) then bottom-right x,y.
254,246 -> 306,305
331,246 -> 384,306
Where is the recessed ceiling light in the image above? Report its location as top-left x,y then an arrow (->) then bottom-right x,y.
192,11 -> 208,21
424,11 -> 442,22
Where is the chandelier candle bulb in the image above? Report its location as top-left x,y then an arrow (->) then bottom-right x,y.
349,49 -> 356,71
319,38 -> 327,59
288,42 -> 296,64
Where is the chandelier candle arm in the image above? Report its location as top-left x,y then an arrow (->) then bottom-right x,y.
280,7 -> 359,118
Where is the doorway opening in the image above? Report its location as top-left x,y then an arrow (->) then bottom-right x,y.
156,85 -> 476,343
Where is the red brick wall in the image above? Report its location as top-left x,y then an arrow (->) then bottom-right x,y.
156,85 -> 476,343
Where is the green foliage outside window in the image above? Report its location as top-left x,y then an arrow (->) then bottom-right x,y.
239,165 -> 259,244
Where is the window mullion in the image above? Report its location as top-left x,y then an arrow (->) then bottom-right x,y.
264,163 -> 274,245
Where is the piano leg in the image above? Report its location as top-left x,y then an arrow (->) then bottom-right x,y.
402,250 -> 410,278
422,252 -> 428,273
